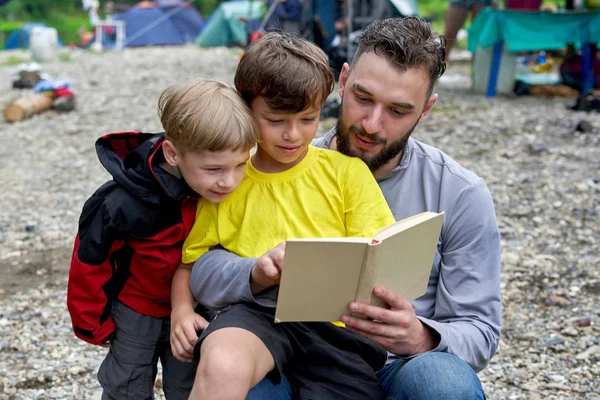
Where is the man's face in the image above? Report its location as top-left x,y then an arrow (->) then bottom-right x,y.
336,51 -> 437,173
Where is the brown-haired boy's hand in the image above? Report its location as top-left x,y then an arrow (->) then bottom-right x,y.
170,305 -> 209,362
250,242 -> 286,295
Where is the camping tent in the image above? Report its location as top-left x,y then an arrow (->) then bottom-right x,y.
195,0 -> 263,47
114,0 -> 204,47
4,23 -> 64,50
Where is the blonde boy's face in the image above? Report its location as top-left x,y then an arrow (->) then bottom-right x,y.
250,96 -> 321,173
167,145 -> 250,203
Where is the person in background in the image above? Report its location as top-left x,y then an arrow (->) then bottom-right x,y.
444,0 -> 496,57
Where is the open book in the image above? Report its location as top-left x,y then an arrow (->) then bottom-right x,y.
274,212 -> 444,322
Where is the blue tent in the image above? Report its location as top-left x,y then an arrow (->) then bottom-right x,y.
4,23 -> 64,50
114,2 -> 204,47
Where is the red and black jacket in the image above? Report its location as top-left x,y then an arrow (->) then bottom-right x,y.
67,131 -> 198,345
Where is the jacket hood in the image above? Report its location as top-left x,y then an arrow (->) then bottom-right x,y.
95,131 -> 196,204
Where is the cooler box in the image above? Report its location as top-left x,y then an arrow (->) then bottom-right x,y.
472,44 -> 517,95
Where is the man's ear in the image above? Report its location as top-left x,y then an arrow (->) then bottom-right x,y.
419,93 -> 438,123
339,62 -> 350,98
162,139 -> 179,167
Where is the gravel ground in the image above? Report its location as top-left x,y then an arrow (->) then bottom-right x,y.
0,45 -> 599,400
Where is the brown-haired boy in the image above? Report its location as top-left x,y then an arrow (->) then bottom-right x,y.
172,32 -> 395,399
67,79 -> 259,399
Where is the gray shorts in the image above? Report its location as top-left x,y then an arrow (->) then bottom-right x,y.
97,301 -> 196,400
449,0 -> 497,9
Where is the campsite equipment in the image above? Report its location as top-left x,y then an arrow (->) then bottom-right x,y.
112,1 -> 203,47
195,1 -> 263,47
248,0 -> 283,43
468,8 -> 600,96
4,23 -> 64,50
472,44 -> 517,95
11,63 -> 43,89
29,27 -> 59,62
326,0 -> 419,65
4,93 -> 54,123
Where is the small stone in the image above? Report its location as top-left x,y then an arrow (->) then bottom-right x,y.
574,318 -> 592,327
561,327 -> 579,337
521,381 -> 539,391
576,345 -> 600,360
543,334 -> 565,347
542,382 -> 571,391
575,120 -> 594,133
545,296 -> 572,307
69,366 -> 84,375
583,281 -> 600,295
528,142 -> 551,154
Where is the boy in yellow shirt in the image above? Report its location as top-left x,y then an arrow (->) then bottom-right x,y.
171,32 -> 395,400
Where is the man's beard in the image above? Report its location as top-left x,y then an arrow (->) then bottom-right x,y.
335,105 -> 419,172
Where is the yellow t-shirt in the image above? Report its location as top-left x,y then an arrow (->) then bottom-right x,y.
182,145 -> 395,263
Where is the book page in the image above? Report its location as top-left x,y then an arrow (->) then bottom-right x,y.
373,213 -> 444,302
274,240 -> 368,322
286,237 -> 371,244
373,212 -> 440,242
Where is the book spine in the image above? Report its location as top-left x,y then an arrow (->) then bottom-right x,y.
352,242 -> 384,316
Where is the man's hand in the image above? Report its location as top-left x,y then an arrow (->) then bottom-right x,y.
250,242 -> 286,294
170,305 -> 209,362
340,286 -> 440,356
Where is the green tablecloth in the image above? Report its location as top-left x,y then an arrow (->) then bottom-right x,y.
467,8 -> 600,52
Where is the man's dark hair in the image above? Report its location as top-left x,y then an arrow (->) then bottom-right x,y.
235,31 -> 335,113
352,17 -> 447,93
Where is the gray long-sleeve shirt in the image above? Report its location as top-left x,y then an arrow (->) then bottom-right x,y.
190,129 -> 502,372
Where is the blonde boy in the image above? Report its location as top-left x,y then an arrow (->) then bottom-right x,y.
67,79 -> 259,399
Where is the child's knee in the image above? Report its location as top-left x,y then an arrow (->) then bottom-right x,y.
198,327 -> 273,383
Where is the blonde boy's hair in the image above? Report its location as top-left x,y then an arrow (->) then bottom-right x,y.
158,79 -> 259,152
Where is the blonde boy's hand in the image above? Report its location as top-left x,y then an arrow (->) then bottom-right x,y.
250,242 -> 286,294
170,305 -> 209,362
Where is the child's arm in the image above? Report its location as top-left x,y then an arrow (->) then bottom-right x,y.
250,242 -> 286,294
67,193 -> 125,346
189,243 -> 286,310
170,200 -> 219,360
170,263 -> 208,362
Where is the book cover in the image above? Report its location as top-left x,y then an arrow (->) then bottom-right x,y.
274,212 -> 444,322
